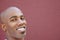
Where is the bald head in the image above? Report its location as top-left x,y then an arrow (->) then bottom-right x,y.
0,7 -> 23,23
0,7 -> 27,39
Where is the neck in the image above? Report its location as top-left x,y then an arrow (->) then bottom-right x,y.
5,32 -> 24,40
6,37 -> 24,40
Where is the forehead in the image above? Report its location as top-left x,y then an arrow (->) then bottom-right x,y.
0,7 -> 23,23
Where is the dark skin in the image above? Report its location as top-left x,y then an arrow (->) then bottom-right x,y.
0,7 -> 27,40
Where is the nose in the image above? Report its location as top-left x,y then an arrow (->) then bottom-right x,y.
17,19 -> 23,25
17,19 -> 26,26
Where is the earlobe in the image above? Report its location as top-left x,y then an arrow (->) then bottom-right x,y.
1,24 -> 7,32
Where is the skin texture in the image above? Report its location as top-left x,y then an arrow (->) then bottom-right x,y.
0,7 -> 27,40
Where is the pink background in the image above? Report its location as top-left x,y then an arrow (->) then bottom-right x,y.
0,0 -> 60,40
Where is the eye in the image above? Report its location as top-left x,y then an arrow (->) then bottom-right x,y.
10,18 -> 17,22
20,16 -> 25,20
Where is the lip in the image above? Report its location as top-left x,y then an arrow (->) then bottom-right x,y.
21,31 -> 26,34
17,28 -> 25,31
16,26 -> 26,34
17,28 -> 26,34
16,26 -> 26,30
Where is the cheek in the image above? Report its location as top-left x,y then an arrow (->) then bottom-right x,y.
24,20 -> 27,24
7,22 -> 17,27
6,22 -> 17,33
23,20 -> 27,23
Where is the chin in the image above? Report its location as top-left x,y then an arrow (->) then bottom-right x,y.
14,35 -> 25,38
12,33 -> 26,38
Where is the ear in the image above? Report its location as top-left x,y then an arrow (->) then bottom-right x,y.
1,24 -> 7,32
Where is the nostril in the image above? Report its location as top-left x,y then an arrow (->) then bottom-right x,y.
23,26 -> 25,28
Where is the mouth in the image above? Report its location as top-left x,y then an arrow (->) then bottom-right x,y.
16,26 -> 26,34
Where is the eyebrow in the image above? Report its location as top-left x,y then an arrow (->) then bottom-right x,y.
9,16 -> 17,19
20,15 -> 24,17
9,15 -> 24,19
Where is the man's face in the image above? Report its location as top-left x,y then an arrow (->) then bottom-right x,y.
1,10 -> 27,38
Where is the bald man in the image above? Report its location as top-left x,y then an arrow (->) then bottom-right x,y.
0,7 -> 27,40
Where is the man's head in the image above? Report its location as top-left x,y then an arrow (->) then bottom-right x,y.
0,7 -> 27,38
